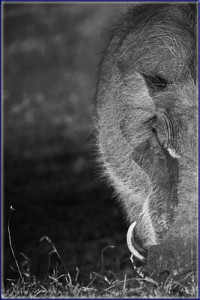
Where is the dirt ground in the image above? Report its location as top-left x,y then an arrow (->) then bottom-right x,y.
3,3 -> 137,285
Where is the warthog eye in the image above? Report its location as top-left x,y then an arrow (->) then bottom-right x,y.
143,74 -> 169,91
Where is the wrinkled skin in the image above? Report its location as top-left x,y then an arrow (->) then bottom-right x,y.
96,3 -> 197,283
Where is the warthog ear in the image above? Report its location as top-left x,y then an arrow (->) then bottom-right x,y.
119,71 -> 155,111
119,72 -> 155,147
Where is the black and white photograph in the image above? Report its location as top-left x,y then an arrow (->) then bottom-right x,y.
3,1 -> 198,298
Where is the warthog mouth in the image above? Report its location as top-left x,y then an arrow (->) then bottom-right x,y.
127,221 -> 148,264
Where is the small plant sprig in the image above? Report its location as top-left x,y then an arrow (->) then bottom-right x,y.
101,245 -> 115,273
8,205 -> 23,282
39,235 -> 68,274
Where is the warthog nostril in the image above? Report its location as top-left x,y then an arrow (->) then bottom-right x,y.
127,221 -> 148,264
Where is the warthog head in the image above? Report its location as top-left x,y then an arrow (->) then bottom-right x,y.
96,3 -> 197,280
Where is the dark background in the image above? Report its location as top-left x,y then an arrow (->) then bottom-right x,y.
3,3 -> 134,284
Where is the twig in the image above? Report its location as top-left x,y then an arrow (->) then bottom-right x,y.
123,273 -> 127,295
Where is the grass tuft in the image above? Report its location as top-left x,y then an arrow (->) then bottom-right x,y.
3,206 -> 198,298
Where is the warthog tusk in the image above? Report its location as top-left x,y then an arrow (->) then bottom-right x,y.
127,221 -> 147,263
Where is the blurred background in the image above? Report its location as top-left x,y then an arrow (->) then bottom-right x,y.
3,3 -> 135,285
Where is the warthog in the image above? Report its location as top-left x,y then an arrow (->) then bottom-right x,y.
96,3 -> 197,283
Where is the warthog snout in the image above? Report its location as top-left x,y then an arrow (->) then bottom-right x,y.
96,3 -> 197,283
